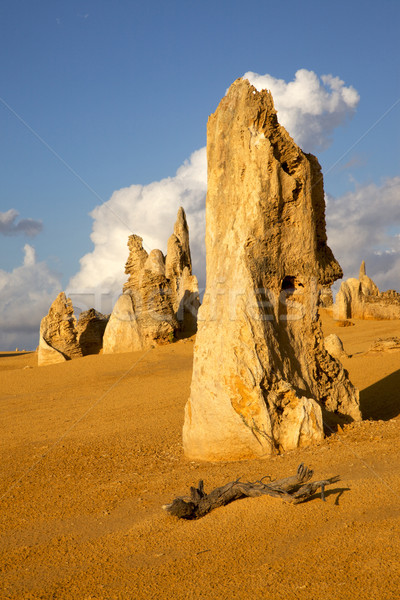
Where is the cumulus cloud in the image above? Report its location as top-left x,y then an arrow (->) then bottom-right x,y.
0,209 -> 43,237
326,176 -> 400,291
68,69 -> 364,311
0,244 -> 61,350
243,69 -> 360,152
67,148 -> 207,311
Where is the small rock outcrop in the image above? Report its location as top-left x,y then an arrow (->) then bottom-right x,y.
368,337 -> 400,353
335,261 -> 400,320
324,334 -> 348,360
183,78 -> 361,462
102,208 -> 199,354
38,293 -> 108,366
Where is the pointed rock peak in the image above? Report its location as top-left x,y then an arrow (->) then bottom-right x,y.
359,260 -> 366,279
173,207 -> 190,250
166,207 -> 192,277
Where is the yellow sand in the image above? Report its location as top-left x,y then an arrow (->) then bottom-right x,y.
1,313 -> 400,599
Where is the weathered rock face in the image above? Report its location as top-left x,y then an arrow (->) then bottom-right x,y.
183,78 -> 361,462
103,208 -> 200,354
38,292 -> 82,366
335,261 -> 400,320
38,293 -> 108,366
165,207 -> 200,333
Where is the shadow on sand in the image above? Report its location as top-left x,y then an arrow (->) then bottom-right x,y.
0,352 -> 33,358
360,368 -> 400,421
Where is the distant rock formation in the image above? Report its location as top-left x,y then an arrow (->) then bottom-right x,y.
38,293 -> 108,366
183,78 -> 361,462
334,261 -> 400,320
318,285 -> 333,308
103,208 -> 199,354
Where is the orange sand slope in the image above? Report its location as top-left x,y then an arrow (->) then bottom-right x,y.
1,314 -> 400,600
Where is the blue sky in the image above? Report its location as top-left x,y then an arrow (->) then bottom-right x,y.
0,0 -> 399,349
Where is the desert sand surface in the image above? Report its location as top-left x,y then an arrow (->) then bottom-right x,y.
1,312 -> 400,600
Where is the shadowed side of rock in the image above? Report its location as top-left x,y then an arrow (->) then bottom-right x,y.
183,78 -> 360,462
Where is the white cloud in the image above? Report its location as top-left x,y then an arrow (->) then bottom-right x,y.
0,209 -> 43,237
326,176 -> 400,291
68,71 -> 362,309
243,69 -> 359,151
0,244 -> 61,350
68,147 -> 207,310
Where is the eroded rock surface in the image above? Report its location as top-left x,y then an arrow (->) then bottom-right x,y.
335,261 -> 400,320
324,334 -> 348,360
38,293 -> 108,366
38,293 -> 82,366
183,78 -> 360,462
103,208 -> 200,354
165,207 -> 200,333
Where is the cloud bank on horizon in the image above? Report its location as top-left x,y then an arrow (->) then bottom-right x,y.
1,69 -> 399,349
0,245 -> 61,350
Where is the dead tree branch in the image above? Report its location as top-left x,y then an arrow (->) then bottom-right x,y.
163,463 -> 339,519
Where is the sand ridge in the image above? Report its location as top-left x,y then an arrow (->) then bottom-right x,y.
1,316 -> 400,599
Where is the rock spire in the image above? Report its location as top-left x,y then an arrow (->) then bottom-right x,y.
183,78 -> 361,461
102,207 -> 200,354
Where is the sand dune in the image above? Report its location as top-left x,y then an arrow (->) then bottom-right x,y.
1,314 -> 400,599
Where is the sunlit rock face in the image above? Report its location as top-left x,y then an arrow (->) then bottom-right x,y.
183,78 -> 361,462
103,208 -> 200,354
38,292 -> 108,366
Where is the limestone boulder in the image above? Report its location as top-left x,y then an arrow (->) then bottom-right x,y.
183,78 -> 360,462
324,334 -> 347,360
38,292 -> 82,366
38,292 -> 109,366
102,292 -> 145,354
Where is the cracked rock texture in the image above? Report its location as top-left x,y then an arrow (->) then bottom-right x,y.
103,208 -> 199,354
183,78 -> 361,461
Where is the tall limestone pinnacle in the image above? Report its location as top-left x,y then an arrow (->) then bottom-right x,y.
183,78 -> 361,461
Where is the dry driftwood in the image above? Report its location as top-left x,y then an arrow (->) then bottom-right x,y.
163,463 -> 339,519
